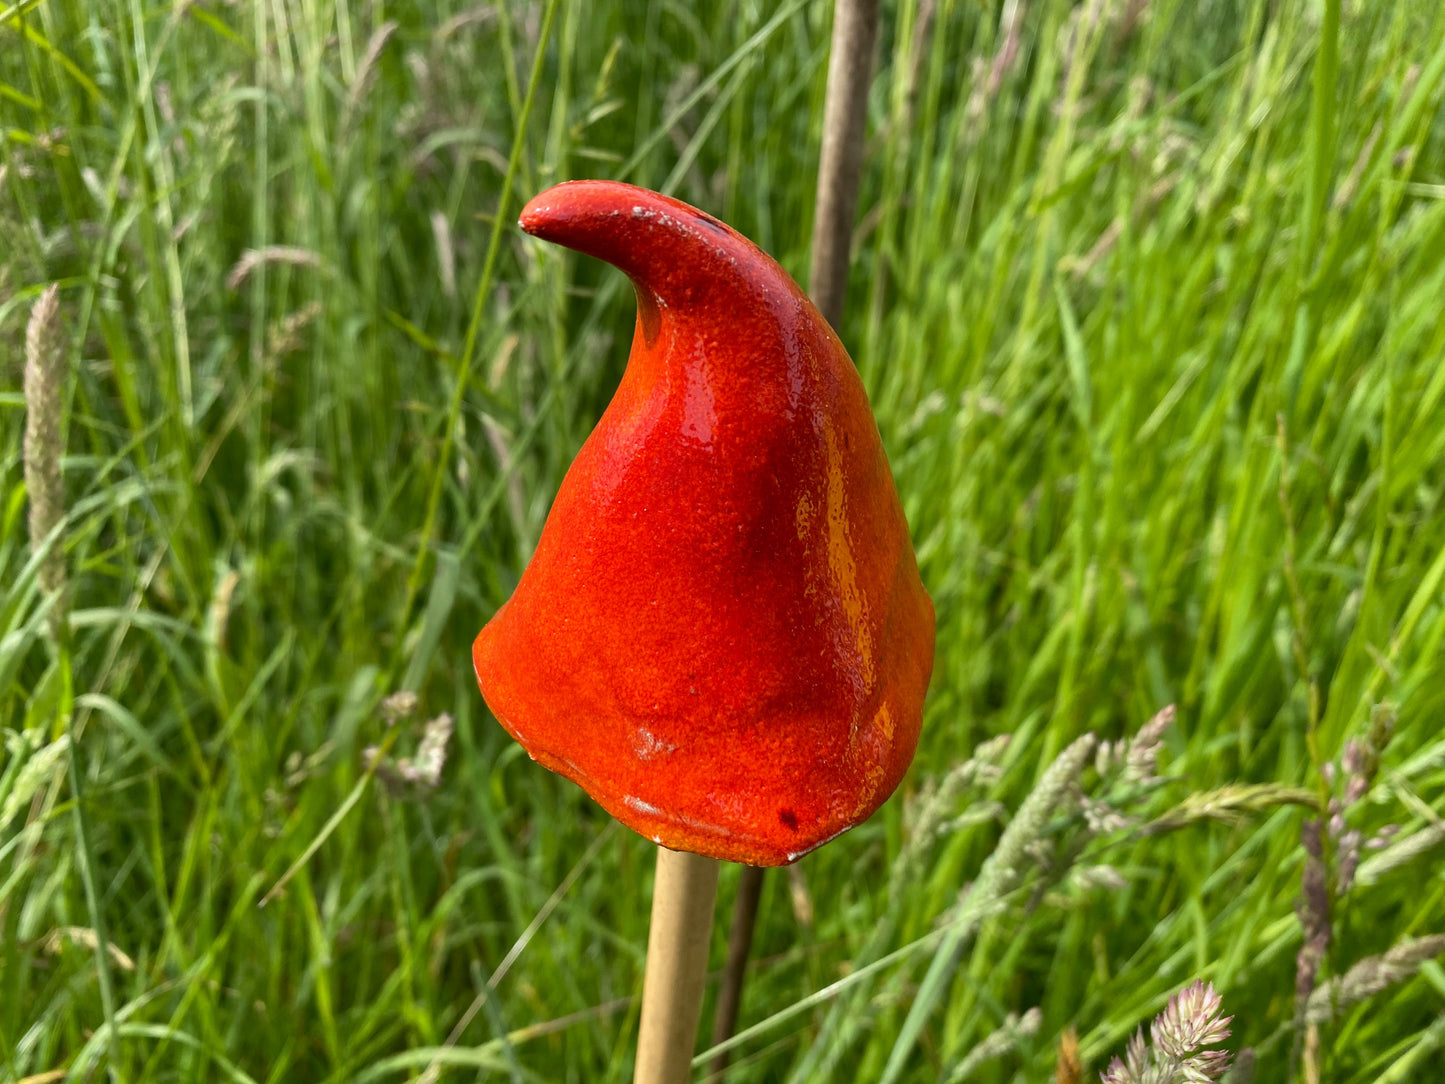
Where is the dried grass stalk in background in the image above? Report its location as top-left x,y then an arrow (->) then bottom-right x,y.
1054,1024 -> 1082,1084
23,284 -> 68,643
808,0 -> 880,330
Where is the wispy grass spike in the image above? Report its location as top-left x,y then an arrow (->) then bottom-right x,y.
944,1007 -> 1041,1083
23,283 -> 68,644
1305,934 -> 1445,1024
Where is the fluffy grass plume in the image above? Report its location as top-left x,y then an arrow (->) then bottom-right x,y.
22,284 -> 67,641
1101,981 -> 1233,1084
3,0 -> 1445,1081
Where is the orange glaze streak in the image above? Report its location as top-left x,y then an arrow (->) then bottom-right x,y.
472,180 -> 935,866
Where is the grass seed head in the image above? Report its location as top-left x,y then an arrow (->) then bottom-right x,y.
23,284 -> 67,642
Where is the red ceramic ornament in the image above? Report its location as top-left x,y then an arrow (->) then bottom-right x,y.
473,180 -> 934,866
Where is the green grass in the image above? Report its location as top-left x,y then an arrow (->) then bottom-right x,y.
4,0 -> 1445,1080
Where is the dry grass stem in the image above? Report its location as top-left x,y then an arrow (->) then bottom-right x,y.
1055,1024 -> 1082,1084
809,0 -> 879,328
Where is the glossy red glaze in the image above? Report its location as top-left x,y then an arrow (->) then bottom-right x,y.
473,180 -> 935,866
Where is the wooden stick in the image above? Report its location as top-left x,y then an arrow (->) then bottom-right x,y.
635,847 -> 720,1084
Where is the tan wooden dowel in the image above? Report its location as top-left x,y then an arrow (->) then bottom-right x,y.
635,847 -> 721,1084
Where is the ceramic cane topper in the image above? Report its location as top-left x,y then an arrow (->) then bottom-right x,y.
474,181 -> 932,867
474,180 -> 934,865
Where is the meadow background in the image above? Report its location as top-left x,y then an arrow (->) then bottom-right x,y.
4,0 -> 1445,1080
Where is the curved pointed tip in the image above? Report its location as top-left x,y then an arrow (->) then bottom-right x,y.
515,181 -> 803,318
518,179 -> 700,242
517,185 -> 581,239
516,180 -> 668,249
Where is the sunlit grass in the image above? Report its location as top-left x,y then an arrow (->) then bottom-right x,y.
3,0 -> 1445,1080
